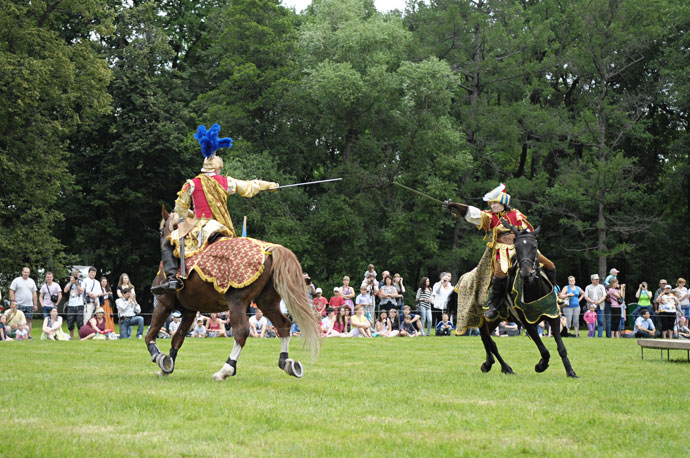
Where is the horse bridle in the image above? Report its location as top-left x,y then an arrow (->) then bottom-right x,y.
515,234 -> 540,281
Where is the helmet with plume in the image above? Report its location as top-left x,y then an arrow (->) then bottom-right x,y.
194,124 -> 233,173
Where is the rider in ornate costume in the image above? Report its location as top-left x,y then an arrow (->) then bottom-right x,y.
445,184 -> 555,320
151,124 -> 278,294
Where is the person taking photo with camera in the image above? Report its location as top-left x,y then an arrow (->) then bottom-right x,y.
64,269 -> 85,340
83,266 -> 104,323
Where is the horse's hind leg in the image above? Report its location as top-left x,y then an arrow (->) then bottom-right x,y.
213,300 -> 249,381
256,284 -> 303,378
480,321 -> 515,374
552,322 -> 578,378
479,323 -> 495,372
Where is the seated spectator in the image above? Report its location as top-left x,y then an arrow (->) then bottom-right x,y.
363,264 -> 377,282
355,286 -> 373,326
329,287 -> 344,312
388,308 -> 401,334
206,313 -> 226,338
15,323 -> 29,340
499,321 -> 520,337
265,319 -> 278,338
321,307 -> 340,337
584,304 -> 597,338
399,315 -> 419,337
0,315 -> 8,341
41,307 -> 69,341
658,284 -> 680,339
191,319 -> 206,338
313,288 -> 328,316
350,305 -> 372,338
79,307 -> 108,340
249,309 -> 268,338
169,311 -> 182,336
401,305 -> 422,333
435,313 -> 454,336
116,287 -> 145,339
634,310 -> 658,338
2,300 -> 27,339
332,307 -> 351,337
290,322 -> 301,336
375,311 -> 399,337
674,316 -> 690,339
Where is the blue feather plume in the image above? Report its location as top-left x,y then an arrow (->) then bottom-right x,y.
194,123 -> 233,158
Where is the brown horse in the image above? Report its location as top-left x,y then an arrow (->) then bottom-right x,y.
146,206 -> 320,380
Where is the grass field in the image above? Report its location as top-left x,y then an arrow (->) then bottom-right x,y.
2,334 -> 689,457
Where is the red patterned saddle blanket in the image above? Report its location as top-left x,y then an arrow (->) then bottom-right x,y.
179,237 -> 275,294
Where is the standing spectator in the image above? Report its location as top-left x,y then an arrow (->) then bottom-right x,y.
378,275 -> 399,313
653,279 -> 668,310
604,268 -> 619,287
116,273 -> 136,299
583,304 -> 598,337
584,274 -> 607,338
393,273 -> 406,310
39,272 -> 62,319
340,276 -> 356,310
607,278 -> 625,339
634,310 -> 658,338
375,311 -> 398,337
249,309 -> 268,338
2,300 -> 27,338
350,305 -> 372,338
329,287 -> 345,312
191,319 -> 207,338
416,277 -> 433,336
64,269 -> 85,340
674,278 -> 689,320
83,267 -> 104,323
303,273 -> 316,302
658,284 -> 680,339
116,287 -> 144,339
355,286 -> 374,326
99,277 -> 116,332
435,313 -> 454,336
78,307 -> 108,340
361,271 -> 379,314
633,282 -> 655,322
41,307 -> 68,341
9,267 -> 38,338
363,264 -> 377,282
378,270 -> 391,290
559,276 -> 585,337
313,288 -> 328,317
431,272 -> 454,327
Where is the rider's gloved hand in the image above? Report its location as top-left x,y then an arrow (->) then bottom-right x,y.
443,200 -> 451,209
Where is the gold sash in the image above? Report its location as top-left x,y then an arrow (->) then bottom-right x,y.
199,174 -> 236,237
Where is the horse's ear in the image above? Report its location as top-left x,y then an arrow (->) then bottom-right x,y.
162,204 -> 169,220
532,226 -> 541,236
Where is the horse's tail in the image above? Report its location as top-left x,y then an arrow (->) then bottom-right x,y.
269,245 -> 321,360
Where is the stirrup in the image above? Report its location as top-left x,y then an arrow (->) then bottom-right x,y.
151,277 -> 183,295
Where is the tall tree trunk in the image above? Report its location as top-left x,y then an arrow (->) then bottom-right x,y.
597,87 -> 608,277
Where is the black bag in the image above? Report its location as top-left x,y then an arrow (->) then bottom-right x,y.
51,293 -> 59,304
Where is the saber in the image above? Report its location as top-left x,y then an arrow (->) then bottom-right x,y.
277,178 -> 342,189
393,181 -> 445,205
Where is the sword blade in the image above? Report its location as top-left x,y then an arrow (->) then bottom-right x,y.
277,178 -> 343,189
393,181 -> 444,205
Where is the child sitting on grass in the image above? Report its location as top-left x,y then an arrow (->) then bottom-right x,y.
15,323 -> 28,340
435,313 -> 454,336
191,319 -> 206,338
399,315 -> 419,337
0,315 -> 8,341
584,304 -> 597,337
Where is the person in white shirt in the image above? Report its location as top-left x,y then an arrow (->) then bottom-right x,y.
83,267 -> 104,323
249,309 -> 268,338
9,267 -> 38,337
64,269 -> 85,340
116,287 -> 144,339
39,271 -> 63,319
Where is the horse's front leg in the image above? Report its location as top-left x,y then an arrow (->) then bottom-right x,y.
524,316 -> 552,373
480,321 -> 515,374
213,302 -> 249,381
156,309 -> 195,376
479,323 -> 495,372
552,320 -> 578,378
146,293 -> 174,362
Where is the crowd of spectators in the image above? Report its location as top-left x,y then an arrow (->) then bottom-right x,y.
3,264 -> 689,343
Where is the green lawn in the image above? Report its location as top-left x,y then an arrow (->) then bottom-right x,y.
1,334 -> 689,457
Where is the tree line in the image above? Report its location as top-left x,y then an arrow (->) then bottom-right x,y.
1,0 -> 688,308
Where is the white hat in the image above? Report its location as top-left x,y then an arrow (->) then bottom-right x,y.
664,284 -> 672,289
591,274 -> 599,280
609,268 -> 619,274
315,287 -> 322,294
333,287 -> 340,292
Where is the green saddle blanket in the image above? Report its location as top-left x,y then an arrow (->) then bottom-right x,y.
509,273 -> 559,324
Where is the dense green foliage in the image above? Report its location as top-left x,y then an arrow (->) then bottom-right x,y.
1,0 -> 688,308
1,336 -> 689,455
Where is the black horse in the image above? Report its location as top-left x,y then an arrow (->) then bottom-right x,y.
478,222 -> 578,378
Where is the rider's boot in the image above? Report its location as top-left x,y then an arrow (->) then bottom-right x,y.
151,239 -> 182,295
483,276 -> 509,321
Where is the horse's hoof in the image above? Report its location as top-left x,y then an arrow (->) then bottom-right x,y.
212,363 -> 235,381
501,366 -> 515,375
535,362 -> 549,373
567,372 -> 579,379
283,359 -> 303,378
157,354 -> 174,374
480,362 -> 492,373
